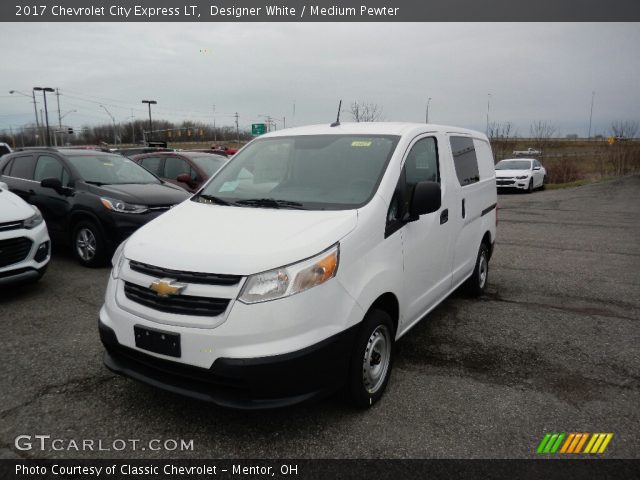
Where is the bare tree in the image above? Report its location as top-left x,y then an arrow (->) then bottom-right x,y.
529,121 -> 557,158
610,120 -> 639,139
488,121 -> 517,162
349,101 -> 384,122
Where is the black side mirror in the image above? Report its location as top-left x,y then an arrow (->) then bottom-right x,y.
409,181 -> 441,221
41,177 -> 63,191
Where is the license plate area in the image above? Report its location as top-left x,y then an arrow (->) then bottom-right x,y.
134,325 -> 181,358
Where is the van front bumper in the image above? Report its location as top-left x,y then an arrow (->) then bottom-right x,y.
99,320 -> 358,409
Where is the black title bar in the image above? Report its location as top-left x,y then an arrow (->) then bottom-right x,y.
5,0 -> 640,21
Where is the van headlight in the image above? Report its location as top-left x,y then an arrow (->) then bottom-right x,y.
111,240 -> 127,279
23,207 -> 44,229
239,244 -> 339,304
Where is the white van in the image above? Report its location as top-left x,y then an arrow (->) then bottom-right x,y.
99,123 -> 497,409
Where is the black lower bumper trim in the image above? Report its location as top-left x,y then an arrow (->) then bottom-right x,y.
99,320 -> 358,409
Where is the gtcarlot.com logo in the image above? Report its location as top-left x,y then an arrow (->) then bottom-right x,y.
15,435 -> 194,452
536,433 -> 613,455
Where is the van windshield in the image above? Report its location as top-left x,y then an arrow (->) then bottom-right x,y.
195,135 -> 399,210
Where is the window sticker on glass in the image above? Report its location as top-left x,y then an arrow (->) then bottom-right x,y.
351,141 -> 372,147
219,181 -> 239,192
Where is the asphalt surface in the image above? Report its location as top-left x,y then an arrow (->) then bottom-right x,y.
1,176 -> 639,459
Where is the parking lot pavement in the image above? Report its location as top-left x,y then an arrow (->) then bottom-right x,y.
1,176 -> 638,459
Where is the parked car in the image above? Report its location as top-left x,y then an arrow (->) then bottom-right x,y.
512,147 -> 541,156
114,147 -> 174,159
131,151 -> 228,193
495,158 -> 546,192
0,148 -> 189,267
0,181 -> 50,284
211,144 -> 238,156
99,122 -> 497,409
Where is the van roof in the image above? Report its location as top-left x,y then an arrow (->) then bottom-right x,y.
263,122 -> 487,139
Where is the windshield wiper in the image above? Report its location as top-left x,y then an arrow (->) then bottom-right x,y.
193,194 -> 232,206
234,198 -> 306,209
84,180 -> 108,186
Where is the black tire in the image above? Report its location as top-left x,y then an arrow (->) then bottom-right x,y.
526,178 -> 533,193
540,176 -> 546,190
72,220 -> 108,267
464,242 -> 490,297
347,309 -> 395,408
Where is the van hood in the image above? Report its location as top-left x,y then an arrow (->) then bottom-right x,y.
0,188 -> 36,222
124,199 -> 358,276
495,169 -> 531,178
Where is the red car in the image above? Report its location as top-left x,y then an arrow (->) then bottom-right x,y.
210,144 -> 239,156
131,151 -> 228,192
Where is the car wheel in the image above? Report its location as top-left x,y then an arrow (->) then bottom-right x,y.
347,309 -> 395,408
464,242 -> 490,297
527,179 -> 533,193
540,176 -> 546,190
73,221 -> 107,267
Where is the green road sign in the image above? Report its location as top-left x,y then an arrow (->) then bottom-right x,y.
252,123 -> 266,136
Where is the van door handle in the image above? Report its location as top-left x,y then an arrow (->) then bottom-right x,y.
462,198 -> 466,219
440,209 -> 448,225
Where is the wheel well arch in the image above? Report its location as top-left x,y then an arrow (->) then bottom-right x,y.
68,210 -> 103,241
366,292 -> 400,335
482,230 -> 493,260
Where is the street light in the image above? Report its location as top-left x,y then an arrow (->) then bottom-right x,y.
141,100 -> 157,143
100,105 -> 118,145
425,97 -> 432,124
33,87 -> 55,146
10,89 -> 41,144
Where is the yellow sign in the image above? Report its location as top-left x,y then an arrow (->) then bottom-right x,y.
607,136 -> 615,145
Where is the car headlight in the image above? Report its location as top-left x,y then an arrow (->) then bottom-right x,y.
111,240 -> 127,279
239,244 -> 339,304
100,197 -> 148,214
516,175 -> 529,179
23,206 -> 44,229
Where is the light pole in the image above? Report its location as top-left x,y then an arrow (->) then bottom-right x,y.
588,91 -> 595,139
10,90 -> 41,145
486,93 -> 492,136
100,105 -> 118,145
33,87 -> 55,146
425,97 -> 432,124
141,100 -> 157,143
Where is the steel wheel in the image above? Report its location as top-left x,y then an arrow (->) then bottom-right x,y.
362,324 -> 392,395
76,227 -> 97,262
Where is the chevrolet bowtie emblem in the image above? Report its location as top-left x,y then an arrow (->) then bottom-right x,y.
149,278 -> 186,297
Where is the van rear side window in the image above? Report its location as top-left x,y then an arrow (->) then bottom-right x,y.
450,136 -> 480,186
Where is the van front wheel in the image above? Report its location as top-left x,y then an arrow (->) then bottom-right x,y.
464,242 -> 490,297
347,309 -> 395,408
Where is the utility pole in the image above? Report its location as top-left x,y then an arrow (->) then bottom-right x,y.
213,104 -> 217,143
54,88 -> 62,146
100,105 -> 117,145
425,97 -> 432,123
34,87 -> 55,147
141,100 -> 157,143
130,109 -> 135,144
486,93 -> 492,136
234,112 -> 239,145
588,91 -> 595,139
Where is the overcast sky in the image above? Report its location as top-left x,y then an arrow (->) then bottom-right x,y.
1,22 -> 639,137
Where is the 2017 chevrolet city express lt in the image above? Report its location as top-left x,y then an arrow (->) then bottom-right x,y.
100,122 -> 497,409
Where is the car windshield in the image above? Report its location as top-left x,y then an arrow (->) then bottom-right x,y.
189,155 -> 227,177
196,134 -> 399,210
66,154 -> 161,185
496,160 -> 532,170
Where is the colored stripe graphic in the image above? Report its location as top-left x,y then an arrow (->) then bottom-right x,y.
539,433 -> 614,455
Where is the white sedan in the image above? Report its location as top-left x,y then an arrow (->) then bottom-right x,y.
495,158 -> 546,193
0,181 -> 51,285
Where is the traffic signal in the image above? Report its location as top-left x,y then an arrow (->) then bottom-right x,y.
67,127 -> 74,134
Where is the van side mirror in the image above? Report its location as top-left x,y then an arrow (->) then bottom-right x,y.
41,177 -> 63,191
409,181 -> 441,220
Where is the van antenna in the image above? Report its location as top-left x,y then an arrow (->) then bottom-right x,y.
330,100 -> 342,127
